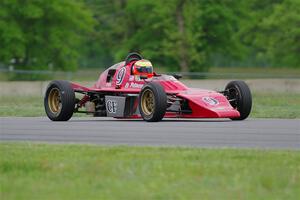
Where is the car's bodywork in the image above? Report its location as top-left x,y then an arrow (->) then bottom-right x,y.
70,61 -> 241,120
44,53 -> 252,122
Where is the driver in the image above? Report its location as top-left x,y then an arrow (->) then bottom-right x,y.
131,59 -> 154,79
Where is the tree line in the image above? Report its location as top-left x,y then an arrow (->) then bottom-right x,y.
0,0 -> 299,73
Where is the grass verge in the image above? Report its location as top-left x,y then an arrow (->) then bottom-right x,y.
1,143 -> 299,200
0,92 -> 299,118
251,92 -> 300,118
1,67 -> 299,81
209,66 -> 300,76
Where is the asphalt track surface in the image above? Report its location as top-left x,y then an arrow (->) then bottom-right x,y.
0,117 -> 299,149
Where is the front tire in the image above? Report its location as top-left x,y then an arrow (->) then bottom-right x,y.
225,80 -> 252,120
139,82 -> 167,122
44,80 -> 75,121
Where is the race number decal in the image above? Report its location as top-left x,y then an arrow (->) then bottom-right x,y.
116,67 -> 126,85
202,97 -> 219,106
106,100 -> 117,113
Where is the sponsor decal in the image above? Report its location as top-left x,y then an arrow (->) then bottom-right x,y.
214,107 -> 226,110
202,97 -> 219,106
130,82 -> 144,89
106,100 -> 117,113
129,75 -> 134,81
116,67 -> 126,85
125,83 -> 129,88
134,75 -> 142,81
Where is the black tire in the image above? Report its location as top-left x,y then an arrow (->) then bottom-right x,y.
44,80 -> 75,121
225,80 -> 252,120
139,82 -> 167,122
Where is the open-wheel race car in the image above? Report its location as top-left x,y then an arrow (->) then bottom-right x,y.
44,53 -> 252,122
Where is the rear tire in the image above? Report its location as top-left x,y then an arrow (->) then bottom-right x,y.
139,82 -> 167,122
225,81 -> 252,120
44,80 -> 75,121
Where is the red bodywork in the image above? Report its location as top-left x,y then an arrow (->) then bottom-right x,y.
71,61 -> 240,119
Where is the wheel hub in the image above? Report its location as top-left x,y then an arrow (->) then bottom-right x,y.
48,88 -> 62,114
141,89 -> 155,115
227,87 -> 239,108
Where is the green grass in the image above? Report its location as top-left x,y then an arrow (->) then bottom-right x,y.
251,93 -> 300,118
1,67 -> 299,81
209,66 -> 300,76
0,93 -> 299,118
0,96 -> 44,117
0,143 -> 299,200
0,96 -> 85,117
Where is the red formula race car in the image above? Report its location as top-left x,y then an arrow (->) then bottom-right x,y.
44,53 -> 252,122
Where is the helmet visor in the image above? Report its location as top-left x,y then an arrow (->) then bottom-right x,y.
135,66 -> 153,73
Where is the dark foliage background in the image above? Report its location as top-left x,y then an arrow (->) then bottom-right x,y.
1,0 -> 299,76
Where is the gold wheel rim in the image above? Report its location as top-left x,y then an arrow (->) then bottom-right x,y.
48,88 -> 62,114
141,89 -> 155,115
